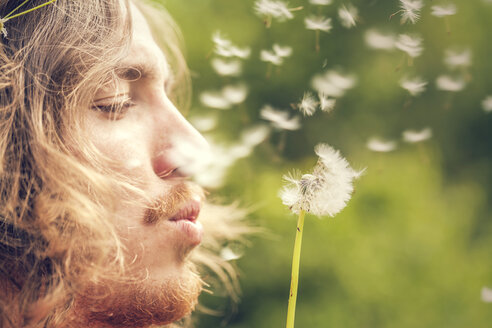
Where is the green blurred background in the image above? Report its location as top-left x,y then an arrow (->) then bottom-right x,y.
159,0 -> 492,327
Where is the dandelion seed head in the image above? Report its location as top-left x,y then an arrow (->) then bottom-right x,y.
398,0 -> 423,24
338,4 -> 358,29
400,76 -> 427,96
304,15 -> 333,32
367,138 -> 397,152
402,127 -> 432,143
364,29 -> 396,50
436,75 -> 466,92
254,0 -> 294,22
395,34 -> 423,58
431,4 -> 457,17
482,96 -> 492,113
280,144 -> 362,217
297,92 -> 318,116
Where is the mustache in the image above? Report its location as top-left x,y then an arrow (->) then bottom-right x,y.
143,182 -> 205,225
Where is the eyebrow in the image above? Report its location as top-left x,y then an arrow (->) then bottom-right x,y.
114,60 -> 170,82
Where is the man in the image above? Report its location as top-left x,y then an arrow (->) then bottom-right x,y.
0,0 -> 245,327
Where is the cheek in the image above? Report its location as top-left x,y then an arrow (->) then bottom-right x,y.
89,121 -> 151,178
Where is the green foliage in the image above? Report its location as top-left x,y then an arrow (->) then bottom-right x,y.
159,0 -> 492,326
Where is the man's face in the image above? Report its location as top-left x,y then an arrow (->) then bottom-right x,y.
78,4 -> 208,325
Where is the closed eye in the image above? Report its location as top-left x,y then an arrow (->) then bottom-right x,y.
91,97 -> 136,120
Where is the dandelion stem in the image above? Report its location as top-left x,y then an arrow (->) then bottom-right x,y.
2,0 -> 30,20
445,17 -> 451,35
4,0 -> 57,22
286,209 -> 306,328
315,30 -> 320,53
289,6 -> 304,12
266,63 -> 272,79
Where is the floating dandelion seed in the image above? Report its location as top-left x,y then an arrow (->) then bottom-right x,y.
395,34 -> 423,58
482,96 -> 492,113
260,49 -> 283,66
311,69 -> 356,98
393,0 -> 424,24
367,138 -> 397,152
211,58 -> 242,76
220,246 -> 243,261
260,44 -> 293,71
281,144 -> 362,328
273,44 -> 293,58
212,31 -> 251,59
364,29 -> 397,50
222,84 -> 249,105
297,92 -> 318,116
400,76 -> 427,96
444,48 -> 472,69
338,4 -> 359,29
318,93 -> 336,113
216,45 -> 251,59
304,15 -> 332,52
212,31 -> 230,48
260,105 -> 301,131
431,4 -> 457,33
254,0 -> 302,27
309,0 -> 332,5
482,287 -> 492,303
431,4 -> 457,17
171,126 -> 267,189
189,115 -> 217,133
200,91 -> 231,110
200,84 -> 249,109
402,127 -> 432,143
304,15 -> 332,32
436,75 -> 466,92
241,124 -> 270,148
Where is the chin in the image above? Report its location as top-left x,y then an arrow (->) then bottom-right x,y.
74,262 -> 203,327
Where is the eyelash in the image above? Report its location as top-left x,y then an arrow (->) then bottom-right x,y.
92,99 -> 136,119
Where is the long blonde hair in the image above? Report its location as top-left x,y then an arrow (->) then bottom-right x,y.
0,1 -> 246,326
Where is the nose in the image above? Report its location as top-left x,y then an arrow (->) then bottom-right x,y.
151,100 -> 209,179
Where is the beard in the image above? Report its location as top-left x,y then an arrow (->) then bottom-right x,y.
73,262 -> 203,327
69,181 -> 206,327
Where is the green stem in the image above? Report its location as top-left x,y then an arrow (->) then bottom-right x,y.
286,210 -> 306,328
4,0 -> 57,22
315,30 -> 320,53
3,0 -> 30,20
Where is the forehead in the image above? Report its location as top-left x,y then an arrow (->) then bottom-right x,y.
116,3 -> 170,80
